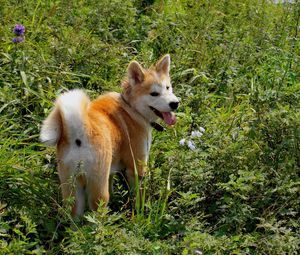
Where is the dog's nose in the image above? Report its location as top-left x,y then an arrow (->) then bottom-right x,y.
169,101 -> 179,110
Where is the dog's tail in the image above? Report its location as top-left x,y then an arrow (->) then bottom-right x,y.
40,89 -> 90,146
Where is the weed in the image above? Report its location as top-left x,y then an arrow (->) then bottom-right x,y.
0,0 -> 299,254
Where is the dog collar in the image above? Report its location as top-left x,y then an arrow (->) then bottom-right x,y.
150,122 -> 165,132
120,94 -> 164,132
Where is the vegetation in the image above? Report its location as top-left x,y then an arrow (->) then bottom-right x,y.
0,0 -> 299,254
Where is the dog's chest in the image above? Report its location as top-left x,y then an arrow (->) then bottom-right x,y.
110,131 -> 152,174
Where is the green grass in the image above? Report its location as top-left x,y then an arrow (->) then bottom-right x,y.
1,0 -> 299,254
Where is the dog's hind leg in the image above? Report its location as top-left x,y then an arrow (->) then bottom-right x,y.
58,163 -> 86,216
86,150 -> 112,211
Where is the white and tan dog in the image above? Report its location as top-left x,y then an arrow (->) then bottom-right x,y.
40,55 -> 179,216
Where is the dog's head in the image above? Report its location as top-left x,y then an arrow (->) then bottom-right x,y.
122,55 -> 179,126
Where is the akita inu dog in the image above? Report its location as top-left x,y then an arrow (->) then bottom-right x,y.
40,55 -> 179,216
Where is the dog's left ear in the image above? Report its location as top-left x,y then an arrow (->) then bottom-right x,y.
156,54 -> 170,75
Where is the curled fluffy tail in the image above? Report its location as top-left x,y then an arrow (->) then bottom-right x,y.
40,89 -> 90,146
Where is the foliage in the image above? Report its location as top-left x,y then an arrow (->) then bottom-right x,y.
0,0 -> 299,254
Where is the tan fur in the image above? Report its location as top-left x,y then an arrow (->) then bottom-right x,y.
40,55 -> 179,216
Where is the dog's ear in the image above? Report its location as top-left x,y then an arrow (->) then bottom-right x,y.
128,61 -> 145,86
156,54 -> 170,75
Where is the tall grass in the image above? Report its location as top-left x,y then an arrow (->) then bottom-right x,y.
0,0 -> 299,254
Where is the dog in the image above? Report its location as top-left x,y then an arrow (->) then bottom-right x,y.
40,55 -> 179,216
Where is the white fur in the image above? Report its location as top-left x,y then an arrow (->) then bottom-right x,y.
57,89 -> 89,142
40,89 -> 89,146
55,90 -> 96,174
75,182 -> 85,215
40,107 -> 61,146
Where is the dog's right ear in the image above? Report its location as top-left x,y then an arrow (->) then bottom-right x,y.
128,61 -> 145,86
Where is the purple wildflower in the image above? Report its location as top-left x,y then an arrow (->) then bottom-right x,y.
12,37 -> 24,43
13,24 -> 26,36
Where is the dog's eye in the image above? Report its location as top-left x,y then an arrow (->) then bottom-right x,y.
166,86 -> 170,90
150,92 -> 159,97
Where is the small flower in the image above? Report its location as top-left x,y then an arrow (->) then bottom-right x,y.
187,140 -> 196,150
12,37 -> 24,43
191,130 -> 203,138
199,127 -> 205,133
179,138 -> 186,146
13,24 -> 25,36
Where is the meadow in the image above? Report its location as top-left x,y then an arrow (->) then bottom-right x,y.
0,0 -> 299,254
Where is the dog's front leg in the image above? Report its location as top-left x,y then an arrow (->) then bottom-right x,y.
125,160 -> 146,207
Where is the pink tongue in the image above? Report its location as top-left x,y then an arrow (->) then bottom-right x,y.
161,112 -> 176,125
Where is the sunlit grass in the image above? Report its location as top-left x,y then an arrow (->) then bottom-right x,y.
0,0 -> 299,254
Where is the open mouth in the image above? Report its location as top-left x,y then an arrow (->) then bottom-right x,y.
149,106 -> 176,126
